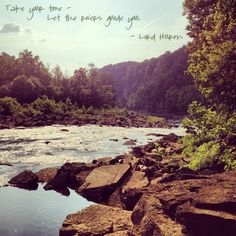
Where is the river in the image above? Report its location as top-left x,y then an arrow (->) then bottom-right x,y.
0,125 -> 185,236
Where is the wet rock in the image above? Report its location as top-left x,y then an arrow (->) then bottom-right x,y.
110,138 -> 119,142
0,162 -> 12,166
9,170 -> 38,190
60,129 -> 69,132
146,133 -> 166,137
123,139 -> 137,146
59,204 -> 132,236
35,167 -> 58,183
78,164 -> 131,202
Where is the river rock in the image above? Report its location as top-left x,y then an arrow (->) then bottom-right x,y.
92,157 -> 113,165
123,139 -> 137,146
59,204 -> 132,236
35,167 -> 58,183
9,170 -> 38,190
158,133 -> 179,146
78,164 -> 131,202
44,162 -> 97,191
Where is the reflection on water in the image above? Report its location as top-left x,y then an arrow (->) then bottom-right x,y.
0,185 -> 92,236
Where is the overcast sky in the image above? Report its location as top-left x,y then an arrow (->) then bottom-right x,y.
0,0 -> 189,74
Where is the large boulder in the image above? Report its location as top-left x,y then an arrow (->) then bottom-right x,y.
176,172 -> 236,236
59,204 -> 132,236
130,194 -> 184,236
177,202 -> 236,236
44,162 -> 96,192
9,170 -> 38,190
142,171 -> 236,236
78,164 -> 131,202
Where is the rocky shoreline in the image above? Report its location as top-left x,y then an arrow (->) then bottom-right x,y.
7,133 -> 236,236
0,112 -> 172,130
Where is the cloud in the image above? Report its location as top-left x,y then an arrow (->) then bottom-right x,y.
0,23 -> 21,33
39,39 -> 47,43
0,23 -> 32,34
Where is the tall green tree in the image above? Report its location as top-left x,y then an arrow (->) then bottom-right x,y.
184,0 -> 236,112
183,0 -> 236,170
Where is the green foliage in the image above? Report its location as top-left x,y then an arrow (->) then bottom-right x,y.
183,102 -> 227,142
0,97 -> 22,116
182,102 -> 236,170
220,149 -> 236,171
188,141 -> 221,171
183,0 -> 236,170
31,96 -> 62,114
184,0 -> 236,112
155,143 -> 166,156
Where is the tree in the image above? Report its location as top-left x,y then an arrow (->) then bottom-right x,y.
184,0 -> 236,112
0,53 -> 18,87
17,50 -> 51,88
10,75 -> 43,103
183,0 -> 236,170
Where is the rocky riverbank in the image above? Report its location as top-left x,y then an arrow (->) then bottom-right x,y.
0,111 -> 172,130
8,133 -> 236,236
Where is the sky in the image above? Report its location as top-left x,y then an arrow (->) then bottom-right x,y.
0,0 -> 190,74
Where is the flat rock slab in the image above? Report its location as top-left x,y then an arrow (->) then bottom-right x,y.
80,164 -> 130,189
78,164 -> 131,202
59,204 -> 132,236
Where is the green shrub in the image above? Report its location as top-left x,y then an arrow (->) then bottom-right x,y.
31,95 -> 62,114
188,141 -> 221,171
0,97 -> 22,115
220,149 -> 236,171
182,102 -> 236,170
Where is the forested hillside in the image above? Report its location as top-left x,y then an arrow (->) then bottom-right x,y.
0,47 -> 202,116
103,47 -> 202,115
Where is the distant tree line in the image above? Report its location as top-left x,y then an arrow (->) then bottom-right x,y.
0,51 -> 116,109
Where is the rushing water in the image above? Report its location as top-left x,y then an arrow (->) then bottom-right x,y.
0,125 -> 185,236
